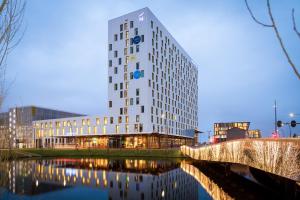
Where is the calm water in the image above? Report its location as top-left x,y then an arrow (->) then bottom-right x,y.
0,158 -> 283,200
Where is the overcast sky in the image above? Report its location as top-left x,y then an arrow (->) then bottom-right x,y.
3,0 -> 300,140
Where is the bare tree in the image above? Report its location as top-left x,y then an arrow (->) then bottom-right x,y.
245,0 -> 300,80
0,0 -> 25,109
0,0 -> 25,168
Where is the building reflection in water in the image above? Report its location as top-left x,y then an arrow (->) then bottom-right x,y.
0,159 -> 199,200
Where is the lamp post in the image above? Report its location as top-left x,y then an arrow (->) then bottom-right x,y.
289,113 -> 299,118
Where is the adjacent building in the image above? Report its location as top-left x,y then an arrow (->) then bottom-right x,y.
213,122 -> 261,143
33,7 -> 199,149
0,106 -> 83,148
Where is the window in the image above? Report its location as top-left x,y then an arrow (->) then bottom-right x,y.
124,22 -> 128,30
134,28 -> 138,35
130,47 -> 133,54
130,38 -> 133,45
96,118 -> 100,125
151,20 -> 153,28
109,101 -> 112,108
109,60 -> 112,67
141,35 -> 144,42
118,116 -> 122,123
104,117 -> 107,125
120,108 -> 123,115
109,76 -> 112,83
124,48 -> 127,55
120,91 -> 123,98
120,32 -> 123,40
114,67 -> 118,74
141,70 -> 144,77
136,62 -> 139,69
110,117 -> 114,124
120,24 -> 123,31
136,97 -> 140,105
136,115 -> 140,122
141,106 -> 144,113
118,58 -> 122,65
130,72 -> 133,79
130,21 -> 133,28
130,98 -> 134,105
114,34 -> 118,41
109,44 -> 112,51
120,82 -> 123,89
136,88 -> 140,96
114,83 -> 118,90
114,51 -> 118,58
136,45 -> 139,53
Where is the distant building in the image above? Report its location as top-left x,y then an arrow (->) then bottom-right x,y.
213,122 -> 261,143
247,129 -> 261,138
214,122 -> 250,142
226,127 -> 247,140
0,106 -> 84,148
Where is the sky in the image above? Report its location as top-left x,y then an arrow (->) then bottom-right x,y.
3,0 -> 300,141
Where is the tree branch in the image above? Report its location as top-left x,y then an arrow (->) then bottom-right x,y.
292,9 -> 300,39
266,0 -> 300,80
244,0 -> 273,27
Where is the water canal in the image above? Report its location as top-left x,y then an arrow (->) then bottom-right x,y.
0,158 -> 291,200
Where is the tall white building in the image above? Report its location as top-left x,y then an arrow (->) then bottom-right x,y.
33,7 -> 198,149
107,7 -> 198,137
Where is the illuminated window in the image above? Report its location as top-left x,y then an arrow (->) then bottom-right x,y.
73,120 -> 77,126
104,117 -> 107,125
96,118 -> 100,125
94,126 -> 97,134
125,116 -> 129,123
88,127 -> 91,134
118,116 -> 122,123
80,127 -> 83,134
87,119 -> 90,126
103,126 -> 106,134
115,125 -> 119,133
125,125 -> 129,133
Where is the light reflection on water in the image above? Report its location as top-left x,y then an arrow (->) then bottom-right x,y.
0,158 -> 282,200
0,158 -> 208,200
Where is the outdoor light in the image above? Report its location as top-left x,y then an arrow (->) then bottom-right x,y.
289,113 -> 295,118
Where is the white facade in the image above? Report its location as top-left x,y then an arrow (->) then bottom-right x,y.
107,7 -> 198,137
33,7 -> 198,141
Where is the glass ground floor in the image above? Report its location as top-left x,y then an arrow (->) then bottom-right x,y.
35,133 -> 195,149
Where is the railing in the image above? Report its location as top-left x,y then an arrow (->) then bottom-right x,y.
181,138 -> 300,182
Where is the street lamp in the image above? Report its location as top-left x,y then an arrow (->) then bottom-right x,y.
289,113 -> 299,118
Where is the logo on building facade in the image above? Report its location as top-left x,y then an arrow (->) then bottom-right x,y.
133,70 -> 144,79
133,36 -> 141,44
